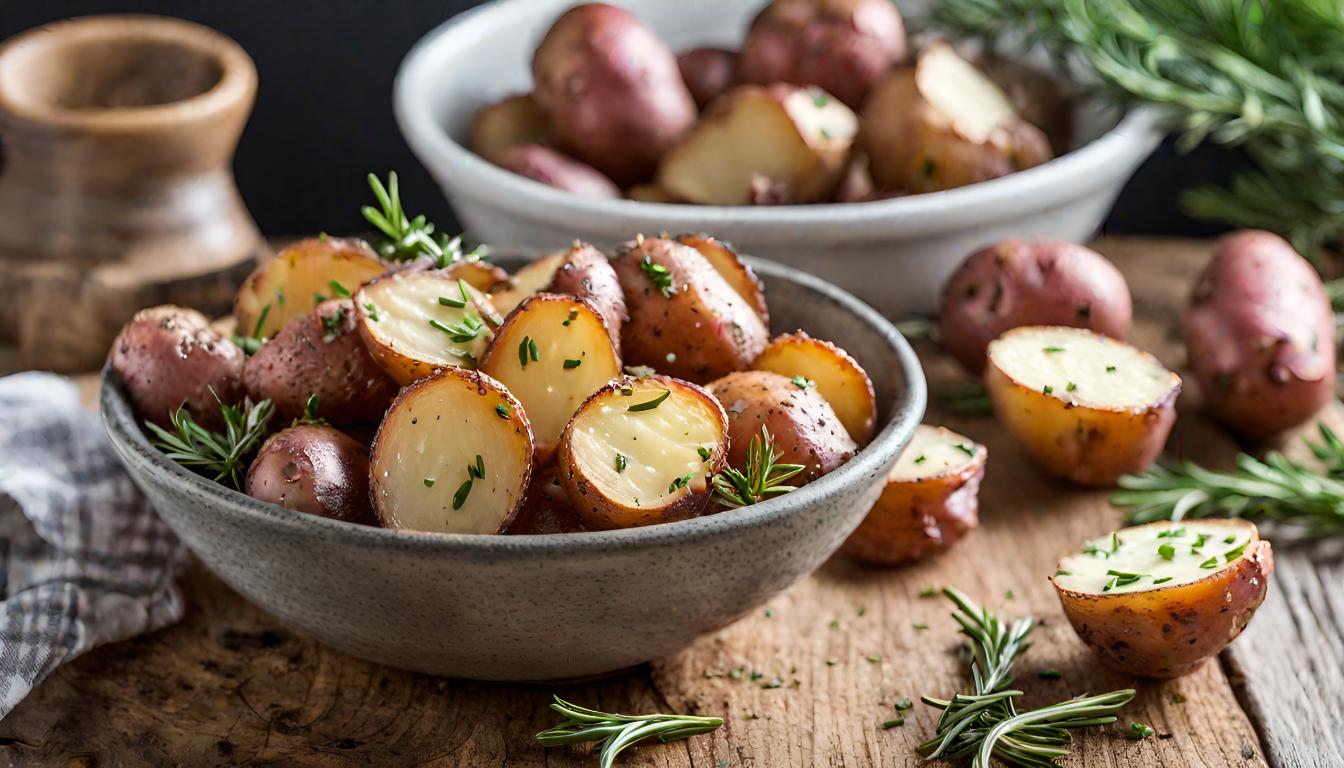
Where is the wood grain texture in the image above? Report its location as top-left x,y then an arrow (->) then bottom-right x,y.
0,236 -> 1331,767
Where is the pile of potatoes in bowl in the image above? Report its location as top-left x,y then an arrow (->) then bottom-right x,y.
469,0 -> 1070,205
108,225 -> 882,536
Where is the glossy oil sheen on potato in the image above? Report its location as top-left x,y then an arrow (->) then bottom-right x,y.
753,332 -> 877,445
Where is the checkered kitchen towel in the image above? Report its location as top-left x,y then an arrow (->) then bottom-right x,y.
0,372 -> 189,718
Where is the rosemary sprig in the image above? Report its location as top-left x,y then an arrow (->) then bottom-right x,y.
536,695 -> 723,768
145,395 -> 275,490
928,0 -> 1344,262
917,588 -> 1134,767
712,426 -> 806,508
940,381 -> 995,417
361,172 -> 487,264
1112,423 -> 1344,536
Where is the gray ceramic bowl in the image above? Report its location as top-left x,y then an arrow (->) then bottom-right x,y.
393,0 -> 1164,317
102,256 -> 925,681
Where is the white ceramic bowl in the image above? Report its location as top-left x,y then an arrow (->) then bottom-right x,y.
393,0 -> 1164,316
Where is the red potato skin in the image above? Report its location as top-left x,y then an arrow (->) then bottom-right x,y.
1182,230 -> 1336,438
532,3 -> 696,186
244,425 -> 377,526
1055,538 -> 1273,678
498,144 -> 621,200
504,466 -> 587,534
244,299 -> 398,425
545,241 -> 628,353
678,47 -> 737,109
707,370 -> 856,484
109,306 -> 245,430
940,239 -> 1133,374
738,0 -> 907,109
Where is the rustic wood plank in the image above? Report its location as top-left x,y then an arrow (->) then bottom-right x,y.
0,236 -> 1320,767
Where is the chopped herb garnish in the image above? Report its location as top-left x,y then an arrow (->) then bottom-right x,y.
668,473 -> 694,494
955,443 -> 976,457
495,403 -> 510,419
252,304 -> 271,339
328,280 -> 351,298
1128,722 -> 1154,740
867,654 -> 881,663
430,313 -> 484,343
1106,365 -> 1117,373
1224,542 -> 1247,561
1152,576 -> 1174,584
1066,381 -> 1077,392
919,587 -> 938,598
1171,693 -> 1186,704
1038,670 -> 1063,679
1223,534 -> 1238,544
829,620 -> 841,630
563,358 -> 582,369
764,609 -> 775,619
1043,385 -> 1054,394
791,375 -> 815,389
639,256 -> 675,297
423,478 -> 435,487
882,718 -> 905,729
439,295 -> 466,308
518,336 -> 539,367
1054,569 -> 1072,577
615,453 -> 628,473
1157,527 -> 1186,538
1043,345 -> 1065,353
452,478 -> 473,510
1200,556 -> 1219,569
562,308 -> 578,327
697,446 -> 711,460
1158,543 -> 1176,560
825,657 -> 839,666
363,302 -> 380,321
813,92 -> 828,107
914,454 -> 927,464
627,389 -> 671,412
913,623 -> 929,630
895,698 -> 913,711
470,454 -> 485,479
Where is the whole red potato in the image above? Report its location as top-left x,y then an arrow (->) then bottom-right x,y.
245,425 -> 377,525
939,239 -> 1132,374
1182,230 -> 1335,438
737,0 -> 907,109
677,47 -> 737,109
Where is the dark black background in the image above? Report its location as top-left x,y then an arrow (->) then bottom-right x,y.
1,1 -> 1237,239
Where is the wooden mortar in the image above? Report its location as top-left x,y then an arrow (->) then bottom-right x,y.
0,15 -> 264,372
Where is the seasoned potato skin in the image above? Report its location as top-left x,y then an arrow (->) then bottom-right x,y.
531,3 -> 696,185
1182,230 -> 1335,438
504,466 -> 587,534
752,330 -> 876,445
109,305 -> 245,430
941,239 -> 1133,374
498,144 -> 621,199
738,0 -> 907,109
707,370 -> 857,484
545,241 -> 628,352
678,47 -> 737,109
674,234 -> 769,325
245,425 -> 377,526
613,236 -> 769,383
1053,522 -> 1274,678
244,299 -> 397,425
841,429 -> 985,565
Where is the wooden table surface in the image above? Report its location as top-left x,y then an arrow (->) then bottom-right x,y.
1,237 -> 1339,767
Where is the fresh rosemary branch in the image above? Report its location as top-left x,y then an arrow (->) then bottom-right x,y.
712,426 -> 806,508
536,695 -> 723,768
1112,423 -> 1344,536
917,587 -> 1135,767
928,0 -> 1344,261
361,172 -> 486,264
145,396 -> 275,489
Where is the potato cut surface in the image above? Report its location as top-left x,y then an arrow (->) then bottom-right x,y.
371,370 -> 532,534
989,326 -> 1174,409
357,271 -> 496,383
569,379 -> 722,509
235,237 -> 385,340
1055,521 -> 1257,595
890,424 -> 980,481
479,295 -> 621,455
674,234 -> 768,322
490,253 -> 565,317
753,333 -> 876,444
916,41 -> 1016,143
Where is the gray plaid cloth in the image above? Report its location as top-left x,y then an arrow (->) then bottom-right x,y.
0,372 -> 189,718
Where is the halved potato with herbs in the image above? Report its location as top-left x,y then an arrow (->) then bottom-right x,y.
489,252 -> 567,317
674,233 -> 768,324
1052,520 -> 1273,678
985,326 -> 1180,486
370,368 -> 534,534
443,258 -> 511,294
355,269 -> 500,385
753,331 -> 877,445
841,424 -> 985,565
234,237 -> 386,340
479,294 -> 622,462
557,376 -> 728,530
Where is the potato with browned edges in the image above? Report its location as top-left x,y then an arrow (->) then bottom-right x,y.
1052,520 -> 1273,677
371,368 -> 534,534
753,331 -> 876,445
243,299 -> 397,425
245,425 -> 377,526
862,41 -> 1052,194
674,234 -> 768,324
842,424 -> 985,565
543,242 -> 628,351
234,237 -> 386,340
707,370 -> 856,484
986,326 -> 1180,486
558,376 -> 728,530
940,238 -> 1132,374
532,3 -> 696,185
612,235 -> 769,383
109,305 -> 246,430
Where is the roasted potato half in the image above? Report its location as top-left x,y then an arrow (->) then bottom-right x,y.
752,331 -> 876,445
355,269 -> 499,385
613,235 -> 769,383
985,326 -> 1180,486
1052,520 -> 1273,678
108,305 -> 245,430
558,376 -> 728,530
370,368 -> 534,534
1183,230 -> 1336,438
674,234 -> 768,324
707,370 -> 856,484
470,93 -> 555,166
862,41 -> 1052,194
234,237 -> 385,340
479,294 -> 622,462
442,259 -> 511,294
489,252 -> 567,318
544,241 -> 628,352
245,425 -> 377,526
243,299 -> 398,425
658,84 -> 857,205
841,424 -> 985,565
